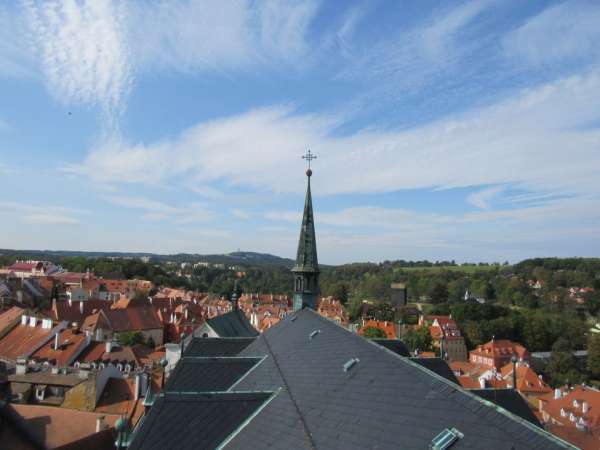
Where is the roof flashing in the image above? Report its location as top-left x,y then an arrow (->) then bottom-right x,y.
343,358 -> 360,373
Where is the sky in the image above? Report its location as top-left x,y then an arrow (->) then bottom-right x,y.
0,0 -> 599,265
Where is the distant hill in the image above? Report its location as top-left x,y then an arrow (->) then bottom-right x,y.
0,248 -> 296,269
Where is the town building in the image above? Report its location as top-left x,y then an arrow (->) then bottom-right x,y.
469,338 -> 530,369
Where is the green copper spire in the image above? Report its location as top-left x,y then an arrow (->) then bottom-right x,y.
292,149 -> 320,311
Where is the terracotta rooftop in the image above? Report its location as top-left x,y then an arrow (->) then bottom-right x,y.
104,307 -> 162,331
0,322 -> 55,362
10,403 -> 120,449
77,342 -> 141,366
0,306 -> 25,335
31,328 -> 88,367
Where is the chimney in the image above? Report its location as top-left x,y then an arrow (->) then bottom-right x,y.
554,388 -> 562,400
29,316 -> 37,327
479,377 -> 486,389
21,315 -> 28,326
134,373 -> 141,400
79,301 -> 84,315
583,401 -> 589,414
68,292 -> 72,307
106,340 -> 113,353
52,298 -> 57,311
96,416 -> 106,433
54,333 -> 59,351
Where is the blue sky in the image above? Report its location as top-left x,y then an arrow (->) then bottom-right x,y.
1,0 -> 599,264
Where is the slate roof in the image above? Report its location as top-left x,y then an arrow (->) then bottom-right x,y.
470,389 -> 542,427
226,309 -> 573,449
183,337 -> 256,357
206,309 -> 258,338
372,338 -> 410,356
128,392 -> 274,450
164,357 -> 262,393
410,357 -> 460,384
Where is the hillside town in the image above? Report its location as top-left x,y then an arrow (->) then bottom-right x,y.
0,163 -> 598,449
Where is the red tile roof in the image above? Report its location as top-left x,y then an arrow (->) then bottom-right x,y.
10,403 -> 120,449
31,328 -> 88,367
104,307 -> 162,332
0,322 -> 54,362
77,342 -> 141,366
358,320 -> 396,339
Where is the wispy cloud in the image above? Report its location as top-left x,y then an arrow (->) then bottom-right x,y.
69,70 -> 600,200
105,195 -> 217,224
0,201 -> 87,225
503,1 -> 600,68
466,186 -> 504,209
14,0 -> 321,119
23,0 -> 133,119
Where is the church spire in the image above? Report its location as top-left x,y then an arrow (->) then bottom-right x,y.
292,149 -> 320,311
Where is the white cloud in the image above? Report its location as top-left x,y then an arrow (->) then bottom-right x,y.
466,186 -> 504,209
69,70 -> 600,201
105,195 -> 217,224
231,209 -> 250,220
15,0 -> 321,117
23,0 -> 133,118
22,213 -> 80,225
0,4 -> 35,78
340,1 -> 490,89
0,201 -> 86,225
503,1 -> 600,67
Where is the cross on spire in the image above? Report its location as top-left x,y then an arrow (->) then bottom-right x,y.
302,148 -> 317,170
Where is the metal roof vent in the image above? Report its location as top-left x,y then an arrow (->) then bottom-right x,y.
343,358 -> 360,372
430,427 -> 463,450
309,329 -> 320,340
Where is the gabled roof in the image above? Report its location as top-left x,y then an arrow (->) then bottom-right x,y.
227,309 -> 572,449
470,389 -> 542,427
103,307 -> 162,331
410,357 -> 460,384
128,392 -> 274,450
372,338 -> 410,356
184,337 -> 256,357
206,309 -> 258,338
164,357 -> 262,393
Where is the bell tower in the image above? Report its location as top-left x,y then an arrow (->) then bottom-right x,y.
292,149 -> 320,311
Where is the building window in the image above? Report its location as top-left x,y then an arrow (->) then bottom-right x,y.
296,277 -> 303,292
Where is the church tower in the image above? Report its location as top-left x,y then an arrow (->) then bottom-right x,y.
292,150 -> 320,311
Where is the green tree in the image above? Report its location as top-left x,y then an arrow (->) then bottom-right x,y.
587,333 -> 600,380
362,327 -> 387,339
546,338 -> 582,387
117,331 -> 145,346
403,327 -> 432,353
429,283 -> 448,304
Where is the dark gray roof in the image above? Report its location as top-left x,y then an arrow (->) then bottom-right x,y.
206,310 -> 259,338
372,338 -> 410,356
292,174 -> 319,273
409,357 -> 460,384
128,392 -> 273,450
184,337 -> 256,357
226,309 -> 573,450
164,357 -> 262,393
470,389 -> 542,427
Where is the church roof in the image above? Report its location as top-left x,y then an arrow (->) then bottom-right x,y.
206,309 -> 259,338
226,309 -> 571,449
292,174 -> 319,273
128,392 -> 273,450
183,337 -> 256,357
164,357 -> 262,392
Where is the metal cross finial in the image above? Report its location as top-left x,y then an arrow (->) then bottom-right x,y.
302,148 -> 317,170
